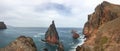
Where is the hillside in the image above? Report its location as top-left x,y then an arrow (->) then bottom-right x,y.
76,1 -> 120,51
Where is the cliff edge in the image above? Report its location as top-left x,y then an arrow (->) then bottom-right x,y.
77,1 -> 120,51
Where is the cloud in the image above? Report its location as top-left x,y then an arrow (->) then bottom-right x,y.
0,0 -> 120,27
35,3 -> 72,16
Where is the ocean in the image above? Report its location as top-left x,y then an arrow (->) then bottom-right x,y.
0,27 -> 85,51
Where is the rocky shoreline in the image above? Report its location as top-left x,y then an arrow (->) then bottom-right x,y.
0,36 -> 37,51
0,1 -> 120,51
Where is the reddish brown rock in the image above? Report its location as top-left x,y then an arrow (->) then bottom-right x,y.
77,1 -> 120,51
71,30 -> 80,39
83,1 -> 120,38
44,20 -> 59,44
0,36 -> 37,51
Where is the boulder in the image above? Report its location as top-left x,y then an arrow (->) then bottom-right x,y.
57,42 -> 64,51
0,36 -> 37,51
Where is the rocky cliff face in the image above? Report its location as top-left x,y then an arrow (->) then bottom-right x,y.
0,36 -> 37,51
77,1 -> 120,51
83,1 -> 120,38
0,22 -> 7,29
45,21 -> 59,44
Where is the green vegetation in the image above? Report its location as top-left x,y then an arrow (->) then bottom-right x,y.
100,36 -> 108,45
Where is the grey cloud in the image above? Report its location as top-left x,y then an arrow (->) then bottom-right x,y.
0,5 -> 12,14
35,3 -> 72,16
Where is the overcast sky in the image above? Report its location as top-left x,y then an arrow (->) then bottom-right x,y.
0,0 -> 120,27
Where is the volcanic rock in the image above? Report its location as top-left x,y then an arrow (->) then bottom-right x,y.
0,22 -> 7,29
57,42 -> 64,51
44,20 -> 59,44
77,1 -> 120,51
83,1 -> 119,38
0,36 -> 37,51
43,48 -> 48,51
71,30 -> 80,39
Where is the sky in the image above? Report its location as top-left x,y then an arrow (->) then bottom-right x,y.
0,0 -> 120,27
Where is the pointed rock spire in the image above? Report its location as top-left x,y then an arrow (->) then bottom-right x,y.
45,20 -> 59,44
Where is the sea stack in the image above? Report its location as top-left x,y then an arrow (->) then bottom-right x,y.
0,36 -> 37,51
71,30 -> 79,39
45,20 -> 59,44
0,22 -> 7,29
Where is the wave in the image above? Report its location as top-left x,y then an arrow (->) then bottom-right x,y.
33,33 -> 45,38
70,36 -> 86,51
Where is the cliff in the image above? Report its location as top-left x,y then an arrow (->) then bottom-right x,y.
77,1 -> 120,51
0,36 -> 37,51
0,22 -> 7,29
44,20 -> 59,44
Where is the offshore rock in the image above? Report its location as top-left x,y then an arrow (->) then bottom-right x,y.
44,20 -> 59,44
71,30 -> 80,39
0,36 -> 37,51
57,42 -> 64,51
0,22 -> 7,29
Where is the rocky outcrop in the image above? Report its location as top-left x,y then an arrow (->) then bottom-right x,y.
0,36 -> 37,51
0,22 -> 7,29
43,48 -> 48,51
57,42 -> 64,51
77,1 -> 120,51
44,20 -> 59,44
83,1 -> 120,38
71,30 -> 80,39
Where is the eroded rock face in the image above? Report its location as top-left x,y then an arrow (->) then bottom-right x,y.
77,1 -> 120,51
72,30 -> 80,39
0,22 -> 7,29
45,21 -> 59,44
0,36 -> 37,51
83,1 -> 120,38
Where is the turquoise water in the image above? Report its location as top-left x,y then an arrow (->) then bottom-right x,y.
0,27 -> 85,51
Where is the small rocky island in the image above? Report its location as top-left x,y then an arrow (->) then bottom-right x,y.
77,1 -> 120,51
71,30 -> 80,39
42,20 -> 64,51
0,22 -> 7,29
43,20 -> 59,44
0,36 -> 37,51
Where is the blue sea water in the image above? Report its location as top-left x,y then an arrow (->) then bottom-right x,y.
0,27 -> 85,51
